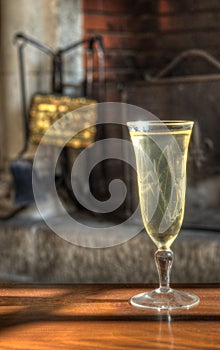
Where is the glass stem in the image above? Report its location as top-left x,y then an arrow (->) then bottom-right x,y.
155,249 -> 173,293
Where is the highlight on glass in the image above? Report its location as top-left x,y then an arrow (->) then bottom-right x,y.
127,120 -> 200,310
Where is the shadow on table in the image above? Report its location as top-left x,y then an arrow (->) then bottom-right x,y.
0,284 -> 219,332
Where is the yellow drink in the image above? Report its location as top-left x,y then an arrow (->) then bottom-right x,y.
130,129 -> 191,249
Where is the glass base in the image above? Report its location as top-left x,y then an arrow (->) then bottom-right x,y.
130,288 -> 200,311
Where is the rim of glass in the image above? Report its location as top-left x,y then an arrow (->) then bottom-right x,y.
127,120 -> 194,131
127,120 -> 194,125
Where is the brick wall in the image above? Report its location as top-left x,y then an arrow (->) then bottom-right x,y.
83,0 -> 136,101
135,0 -> 220,76
83,0 -> 220,100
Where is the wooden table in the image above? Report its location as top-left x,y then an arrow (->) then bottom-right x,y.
0,284 -> 219,349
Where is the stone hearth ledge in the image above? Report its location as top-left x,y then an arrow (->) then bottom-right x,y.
0,211 -> 220,283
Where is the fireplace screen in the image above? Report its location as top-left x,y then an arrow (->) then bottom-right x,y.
124,49 -> 220,231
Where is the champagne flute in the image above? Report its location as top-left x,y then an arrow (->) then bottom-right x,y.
127,120 -> 200,310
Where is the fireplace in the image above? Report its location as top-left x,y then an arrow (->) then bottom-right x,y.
81,0 -> 220,230
0,0 -> 220,284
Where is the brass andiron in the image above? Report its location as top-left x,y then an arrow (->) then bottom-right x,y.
29,94 -> 97,148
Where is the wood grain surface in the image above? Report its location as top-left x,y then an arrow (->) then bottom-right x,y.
0,284 -> 219,349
